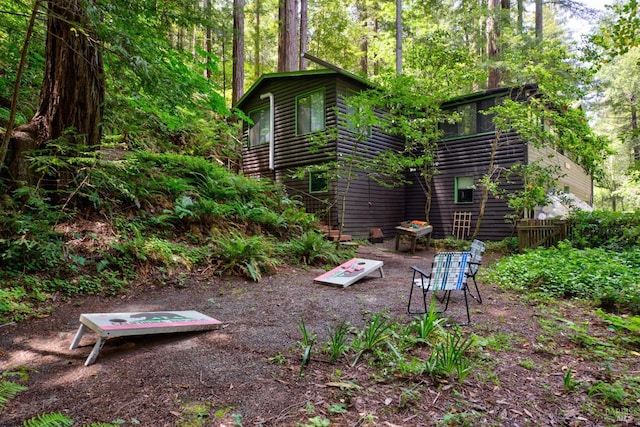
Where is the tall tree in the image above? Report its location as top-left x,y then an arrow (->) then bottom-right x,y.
278,0 -> 299,72
299,0 -> 308,69
396,0 -> 403,74
2,0 -> 104,187
232,0 -> 245,105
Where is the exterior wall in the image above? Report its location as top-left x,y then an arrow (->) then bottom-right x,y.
406,132 -> 527,241
432,132 -> 527,241
333,77 -> 407,239
239,71 -> 407,240
241,74 -> 339,176
527,145 -> 593,204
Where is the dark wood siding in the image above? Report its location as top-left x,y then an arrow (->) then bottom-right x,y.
240,72 -> 408,240
241,75 -> 342,176
333,77 -> 407,239
427,131 -> 526,241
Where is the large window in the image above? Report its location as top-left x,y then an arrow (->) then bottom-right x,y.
344,89 -> 372,138
455,176 -> 474,204
441,97 -> 502,139
249,106 -> 270,147
297,89 -> 325,135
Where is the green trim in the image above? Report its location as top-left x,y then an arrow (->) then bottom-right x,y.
296,88 -> 326,136
235,68 -> 372,108
454,176 -> 474,204
309,171 -> 329,194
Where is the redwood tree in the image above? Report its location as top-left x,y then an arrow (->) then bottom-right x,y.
4,0 -> 103,187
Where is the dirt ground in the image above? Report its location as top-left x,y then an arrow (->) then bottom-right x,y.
1,239 -> 638,426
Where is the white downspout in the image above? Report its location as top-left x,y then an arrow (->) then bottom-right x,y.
260,92 -> 275,170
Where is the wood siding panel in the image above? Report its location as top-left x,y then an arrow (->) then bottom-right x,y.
421,132 -> 526,241
527,145 -> 593,204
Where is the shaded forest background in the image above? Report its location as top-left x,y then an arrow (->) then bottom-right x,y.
0,0 -> 638,210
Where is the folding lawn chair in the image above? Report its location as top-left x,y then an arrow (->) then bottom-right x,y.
466,239 -> 486,304
408,252 -> 473,324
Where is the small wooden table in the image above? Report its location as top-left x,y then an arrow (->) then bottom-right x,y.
395,225 -> 433,255
70,311 -> 222,366
314,258 -> 384,287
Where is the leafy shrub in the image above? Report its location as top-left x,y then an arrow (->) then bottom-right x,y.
568,210 -> 640,251
485,243 -> 640,314
283,231 -> 342,265
210,233 -> 279,281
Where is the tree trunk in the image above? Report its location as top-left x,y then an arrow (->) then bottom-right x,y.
535,0 -> 543,43
472,131 -> 500,239
396,0 -> 402,74
232,0 -> 245,105
5,0 -> 104,188
278,0 -> 299,72
254,0 -> 261,78
205,0 -> 213,80
357,0 -> 368,75
486,0 -> 501,89
631,103 -> 639,161
299,0 -> 308,70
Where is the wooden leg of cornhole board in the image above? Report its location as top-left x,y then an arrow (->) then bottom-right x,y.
379,267 -> 385,278
85,336 -> 106,366
69,323 -> 87,350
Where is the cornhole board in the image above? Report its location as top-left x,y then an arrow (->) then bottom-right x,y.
314,258 -> 384,287
69,310 -> 222,366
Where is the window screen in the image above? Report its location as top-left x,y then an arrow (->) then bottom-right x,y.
297,90 -> 325,135
249,106 -> 270,146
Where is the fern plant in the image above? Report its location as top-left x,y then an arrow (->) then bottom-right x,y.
0,380 -> 28,409
21,412 -> 73,427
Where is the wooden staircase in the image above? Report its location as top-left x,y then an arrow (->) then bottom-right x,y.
318,223 -> 352,241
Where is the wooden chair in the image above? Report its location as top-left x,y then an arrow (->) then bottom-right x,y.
408,252 -> 472,324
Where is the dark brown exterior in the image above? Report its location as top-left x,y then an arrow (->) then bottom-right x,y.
236,70 -> 406,240
238,76 -> 592,243
404,131 -> 526,241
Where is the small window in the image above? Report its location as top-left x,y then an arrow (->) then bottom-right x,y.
309,171 -> 328,194
297,90 -> 325,135
249,106 -> 270,146
455,176 -> 474,204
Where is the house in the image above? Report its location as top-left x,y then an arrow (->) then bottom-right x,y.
235,62 -> 406,240
236,65 -> 593,242
404,85 -> 593,241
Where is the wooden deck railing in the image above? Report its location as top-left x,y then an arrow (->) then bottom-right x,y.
516,219 -> 569,252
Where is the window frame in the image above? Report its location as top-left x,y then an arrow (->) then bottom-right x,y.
344,89 -> 372,138
248,105 -> 271,147
296,88 -> 326,136
309,170 -> 329,194
455,176 -> 475,204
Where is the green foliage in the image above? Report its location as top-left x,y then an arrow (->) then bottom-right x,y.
210,233 -> 278,281
351,312 -> 394,366
406,303 -> 445,344
425,329 -> 475,382
0,380 -> 27,409
563,368 -> 579,393
324,320 -> 351,363
567,210 -> 640,251
297,317 -> 317,376
283,231 -> 343,265
21,413 -> 74,427
486,244 -> 640,314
